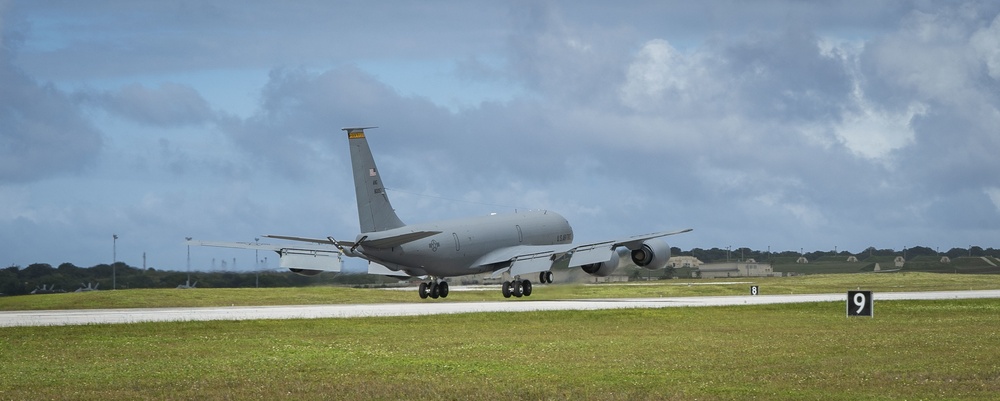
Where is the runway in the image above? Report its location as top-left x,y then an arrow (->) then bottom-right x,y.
2,290 -> 998,327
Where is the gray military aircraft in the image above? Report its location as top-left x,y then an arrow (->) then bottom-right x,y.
265,127 -> 691,299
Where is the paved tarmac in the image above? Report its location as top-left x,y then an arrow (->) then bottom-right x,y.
2,290 -> 998,327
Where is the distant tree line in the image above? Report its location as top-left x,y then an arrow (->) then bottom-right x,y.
0,262 -> 391,296
3,245 -> 996,296
672,246 -> 996,263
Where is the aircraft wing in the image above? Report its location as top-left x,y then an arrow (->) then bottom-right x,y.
477,228 -> 693,278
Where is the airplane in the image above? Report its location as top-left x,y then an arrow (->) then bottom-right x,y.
75,282 -> 100,292
260,127 -> 692,299
176,279 -> 198,290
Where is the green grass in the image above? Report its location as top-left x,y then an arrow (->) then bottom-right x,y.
2,272 -> 998,311
1,299 -> 998,400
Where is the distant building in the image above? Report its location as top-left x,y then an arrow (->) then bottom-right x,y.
670,256 -> 703,268
796,256 -> 809,264
847,256 -> 858,262
694,261 -> 781,279
894,256 -> 905,268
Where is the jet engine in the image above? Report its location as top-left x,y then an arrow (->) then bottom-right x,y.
581,248 -> 624,277
288,268 -> 323,277
629,239 -> 671,270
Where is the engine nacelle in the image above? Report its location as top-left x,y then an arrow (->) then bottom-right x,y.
629,239 -> 671,270
288,268 -> 323,277
581,248 -> 624,277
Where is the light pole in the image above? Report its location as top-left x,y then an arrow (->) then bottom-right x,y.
255,237 -> 260,288
112,234 -> 118,290
185,237 -> 192,286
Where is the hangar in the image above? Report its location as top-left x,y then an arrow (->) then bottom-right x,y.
694,260 -> 781,279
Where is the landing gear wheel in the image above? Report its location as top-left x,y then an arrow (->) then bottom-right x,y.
539,272 -> 546,283
544,271 -> 554,283
418,282 -> 429,299
429,282 -> 440,299
521,280 -> 532,297
502,281 -> 512,298
438,281 -> 449,298
512,280 -> 523,297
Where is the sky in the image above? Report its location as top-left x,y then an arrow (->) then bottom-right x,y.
2,1 -> 999,273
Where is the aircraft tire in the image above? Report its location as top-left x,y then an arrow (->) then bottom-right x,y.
545,271 -> 554,283
522,280 -> 532,297
539,272 -> 546,283
418,282 -> 429,299
429,282 -> 439,299
439,281 -> 449,298
502,281 -> 512,298
512,280 -> 522,297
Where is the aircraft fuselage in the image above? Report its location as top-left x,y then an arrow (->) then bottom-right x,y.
356,210 -> 573,277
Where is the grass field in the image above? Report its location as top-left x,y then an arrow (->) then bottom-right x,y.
1,298 -> 998,400
2,272 -> 998,311
1,273 -> 999,399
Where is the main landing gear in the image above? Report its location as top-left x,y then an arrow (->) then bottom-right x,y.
503,278 -> 537,298
501,271 -> 553,298
418,279 -> 449,299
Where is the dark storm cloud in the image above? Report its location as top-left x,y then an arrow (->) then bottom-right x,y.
220,66 -> 453,179
0,27 -> 102,183
856,5 -> 1000,216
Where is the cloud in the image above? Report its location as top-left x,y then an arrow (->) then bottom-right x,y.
986,187 -> 1000,212
81,82 -> 216,127
620,39 -> 708,112
834,89 -> 927,164
971,13 -> 1000,80
220,66 -> 453,179
0,31 -> 102,183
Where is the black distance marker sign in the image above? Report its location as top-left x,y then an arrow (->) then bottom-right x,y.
847,290 -> 873,317
750,285 -> 759,296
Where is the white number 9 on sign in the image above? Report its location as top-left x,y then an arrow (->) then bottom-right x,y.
853,292 -> 866,314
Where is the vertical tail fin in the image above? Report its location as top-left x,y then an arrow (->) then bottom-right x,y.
343,127 -> 405,232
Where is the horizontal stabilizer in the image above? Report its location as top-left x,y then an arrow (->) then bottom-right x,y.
186,239 -> 342,254
263,235 -> 336,245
